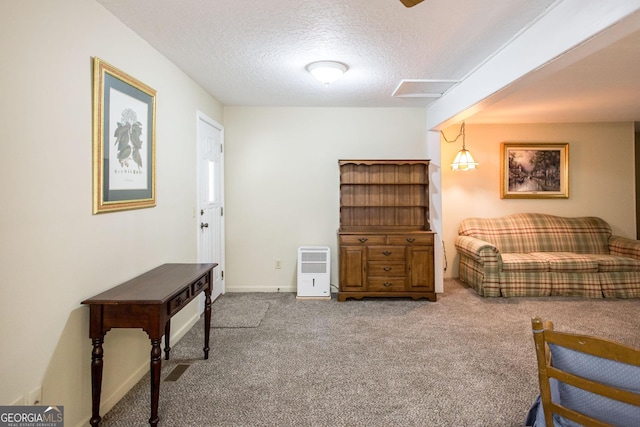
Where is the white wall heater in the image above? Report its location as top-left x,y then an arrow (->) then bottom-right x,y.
297,246 -> 331,298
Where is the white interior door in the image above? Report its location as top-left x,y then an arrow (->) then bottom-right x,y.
197,112 -> 225,308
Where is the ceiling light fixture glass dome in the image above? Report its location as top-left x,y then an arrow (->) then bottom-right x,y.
306,61 -> 348,86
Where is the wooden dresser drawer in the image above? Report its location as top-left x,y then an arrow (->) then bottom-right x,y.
168,287 -> 190,315
191,274 -> 209,294
339,235 -> 386,245
368,277 -> 406,292
388,234 -> 434,246
367,246 -> 405,261
367,261 -> 405,277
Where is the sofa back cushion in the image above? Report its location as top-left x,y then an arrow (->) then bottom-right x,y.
458,213 -> 611,254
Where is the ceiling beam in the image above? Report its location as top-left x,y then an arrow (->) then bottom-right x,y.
426,0 -> 640,130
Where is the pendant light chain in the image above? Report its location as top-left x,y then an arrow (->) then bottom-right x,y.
440,122 -> 466,147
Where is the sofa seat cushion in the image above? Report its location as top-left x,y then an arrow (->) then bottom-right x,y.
530,252 -> 599,273
601,272 -> 640,298
501,253 -> 549,272
587,255 -> 640,272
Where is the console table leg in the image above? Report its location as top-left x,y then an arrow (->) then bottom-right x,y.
149,338 -> 162,426
164,320 -> 171,360
203,287 -> 212,359
89,338 -> 104,427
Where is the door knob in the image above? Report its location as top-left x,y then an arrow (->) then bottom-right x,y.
200,222 -> 209,229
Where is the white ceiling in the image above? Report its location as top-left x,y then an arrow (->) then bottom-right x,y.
97,0 -> 640,124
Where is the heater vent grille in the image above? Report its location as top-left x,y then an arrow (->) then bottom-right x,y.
297,246 -> 331,298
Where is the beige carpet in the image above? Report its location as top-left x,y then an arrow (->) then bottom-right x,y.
100,279 -> 640,426
210,297 -> 269,328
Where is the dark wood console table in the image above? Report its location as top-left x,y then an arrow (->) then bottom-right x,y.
81,263 -> 217,426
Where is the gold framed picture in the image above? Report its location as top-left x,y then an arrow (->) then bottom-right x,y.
92,57 -> 156,214
500,142 -> 569,199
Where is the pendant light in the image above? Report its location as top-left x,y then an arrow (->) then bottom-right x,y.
441,122 -> 478,171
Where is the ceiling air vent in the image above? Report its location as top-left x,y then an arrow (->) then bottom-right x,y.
392,79 -> 459,102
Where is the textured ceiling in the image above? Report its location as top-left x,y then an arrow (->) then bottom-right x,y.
97,0 -> 557,108
97,0 -> 640,124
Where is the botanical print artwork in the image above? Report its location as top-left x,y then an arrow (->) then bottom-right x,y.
507,149 -> 561,192
93,57 -> 156,214
108,88 -> 149,191
115,108 -> 143,169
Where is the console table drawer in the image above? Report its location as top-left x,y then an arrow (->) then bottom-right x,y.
168,288 -> 190,315
367,246 -> 405,261
368,277 -> 406,292
367,262 -> 405,277
191,274 -> 209,294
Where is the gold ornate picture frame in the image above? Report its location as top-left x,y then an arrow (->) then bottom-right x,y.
500,142 -> 569,199
92,57 -> 156,214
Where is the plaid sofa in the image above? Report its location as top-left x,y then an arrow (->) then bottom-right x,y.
455,213 -> 640,298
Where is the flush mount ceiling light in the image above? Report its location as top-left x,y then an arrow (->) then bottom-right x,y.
306,61 -> 348,86
441,122 -> 479,171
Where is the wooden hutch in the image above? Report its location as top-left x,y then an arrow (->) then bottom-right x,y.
338,160 -> 435,302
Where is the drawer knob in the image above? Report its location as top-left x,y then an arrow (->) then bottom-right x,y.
358,238 -> 368,243
383,282 -> 392,287
383,267 -> 392,271
382,251 -> 392,256
406,238 -> 415,243
176,297 -> 183,305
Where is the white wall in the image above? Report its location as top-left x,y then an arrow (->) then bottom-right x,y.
441,122 -> 636,278
0,1 -> 222,424
223,107 -> 428,291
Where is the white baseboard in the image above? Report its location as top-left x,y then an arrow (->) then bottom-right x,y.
98,359 -> 148,419
169,310 -> 202,343
226,285 -> 296,293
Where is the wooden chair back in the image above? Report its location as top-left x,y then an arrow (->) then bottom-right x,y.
531,317 -> 640,427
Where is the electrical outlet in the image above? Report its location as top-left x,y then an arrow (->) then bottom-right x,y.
275,259 -> 282,269
27,386 -> 42,406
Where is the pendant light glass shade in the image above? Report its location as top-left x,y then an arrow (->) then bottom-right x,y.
450,148 -> 478,171
441,122 -> 479,171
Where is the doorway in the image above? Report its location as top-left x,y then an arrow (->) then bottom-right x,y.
197,112 -> 225,308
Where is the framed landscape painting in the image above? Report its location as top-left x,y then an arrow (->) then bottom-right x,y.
92,57 -> 156,214
500,142 -> 569,199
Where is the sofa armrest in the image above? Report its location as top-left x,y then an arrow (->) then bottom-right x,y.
609,235 -> 640,260
455,235 -> 501,264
